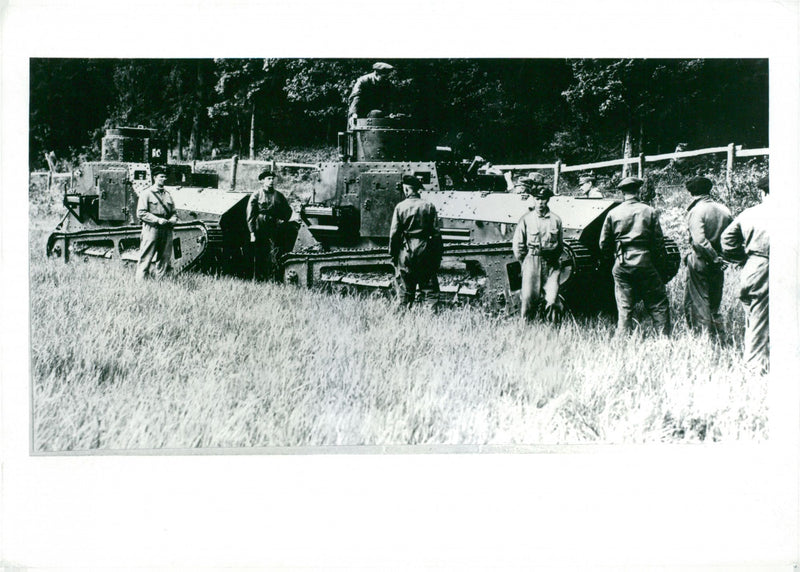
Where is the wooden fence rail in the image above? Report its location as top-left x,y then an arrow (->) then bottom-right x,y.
496,143 -> 769,194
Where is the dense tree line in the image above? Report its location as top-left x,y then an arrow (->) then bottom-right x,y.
29,58 -> 768,170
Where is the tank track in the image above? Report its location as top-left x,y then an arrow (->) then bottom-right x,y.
282,238 -> 600,308
46,221 -> 209,274
659,237 -> 681,283
561,239 -> 594,283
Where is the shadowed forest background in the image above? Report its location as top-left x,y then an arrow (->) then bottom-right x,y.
29,58 -> 768,170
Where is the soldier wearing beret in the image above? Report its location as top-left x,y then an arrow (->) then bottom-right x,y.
347,62 -> 395,128
683,176 -> 732,337
512,185 -> 564,323
721,175 -> 770,374
599,177 -> 671,336
389,175 -> 443,308
578,172 -> 603,198
246,164 -> 293,282
136,165 -> 178,280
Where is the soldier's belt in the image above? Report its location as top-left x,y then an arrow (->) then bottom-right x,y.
748,251 -> 769,259
526,247 -> 558,256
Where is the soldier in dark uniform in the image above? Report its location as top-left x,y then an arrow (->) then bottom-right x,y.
246,165 -> 293,282
389,175 -> 443,308
721,175 -> 770,374
136,165 -> 178,280
512,184 -> 564,323
599,177 -> 671,336
347,62 -> 395,128
683,176 -> 733,337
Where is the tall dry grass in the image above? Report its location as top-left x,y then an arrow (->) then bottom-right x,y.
30,233 -> 765,450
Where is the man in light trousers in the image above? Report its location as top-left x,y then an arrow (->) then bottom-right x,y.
136,165 -> 178,280
512,183 -> 564,323
721,175 -> 770,374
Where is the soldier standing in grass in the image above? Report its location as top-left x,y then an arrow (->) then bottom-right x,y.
348,62 -> 395,128
721,175 -> 770,374
136,165 -> 178,280
512,182 -> 564,323
389,175 -> 443,308
683,176 -> 733,338
599,177 -> 671,336
247,165 -> 293,282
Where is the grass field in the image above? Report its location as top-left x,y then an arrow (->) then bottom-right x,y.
29,164 -> 769,450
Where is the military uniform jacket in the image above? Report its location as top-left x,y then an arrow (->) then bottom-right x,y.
599,198 -> 665,267
512,209 -> 563,261
721,200 -> 770,261
137,185 -> 176,227
348,72 -> 394,118
686,195 -> 733,266
389,195 -> 442,270
246,188 -> 292,235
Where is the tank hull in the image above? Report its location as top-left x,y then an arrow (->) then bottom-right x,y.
293,158 -> 680,313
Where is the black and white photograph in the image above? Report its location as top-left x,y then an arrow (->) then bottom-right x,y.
28,56 -> 771,450
2,0 -> 799,569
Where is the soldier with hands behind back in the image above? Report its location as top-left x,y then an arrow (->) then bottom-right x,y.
389,175 -> 443,308
512,180 -> 564,323
599,177 -> 671,336
136,165 -> 178,280
721,175 -> 770,374
247,165 -> 293,282
683,176 -> 732,338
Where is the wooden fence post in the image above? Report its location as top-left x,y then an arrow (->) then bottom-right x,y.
726,143 -> 735,189
637,153 -> 645,178
553,160 -> 561,195
230,155 -> 239,191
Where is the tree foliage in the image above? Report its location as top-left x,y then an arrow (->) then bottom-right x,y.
29,58 -> 768,170
554,58 -> 768,162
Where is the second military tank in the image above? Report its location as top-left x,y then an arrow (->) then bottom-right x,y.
283,115 -> 681,313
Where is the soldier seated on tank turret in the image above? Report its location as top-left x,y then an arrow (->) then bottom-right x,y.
348,62 -> 396,128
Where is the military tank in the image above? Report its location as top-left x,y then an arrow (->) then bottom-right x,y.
283,115 -> 680,313
46,126 -> 255,276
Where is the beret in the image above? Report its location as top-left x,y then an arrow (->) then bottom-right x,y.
402,175 -> 423,191
617,177 -> 644,191
373,62 -> 393,71
685,176 -> 713,195
530,186 -> 554,199
151,165 -> 166,176
258,166 -> 275,180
